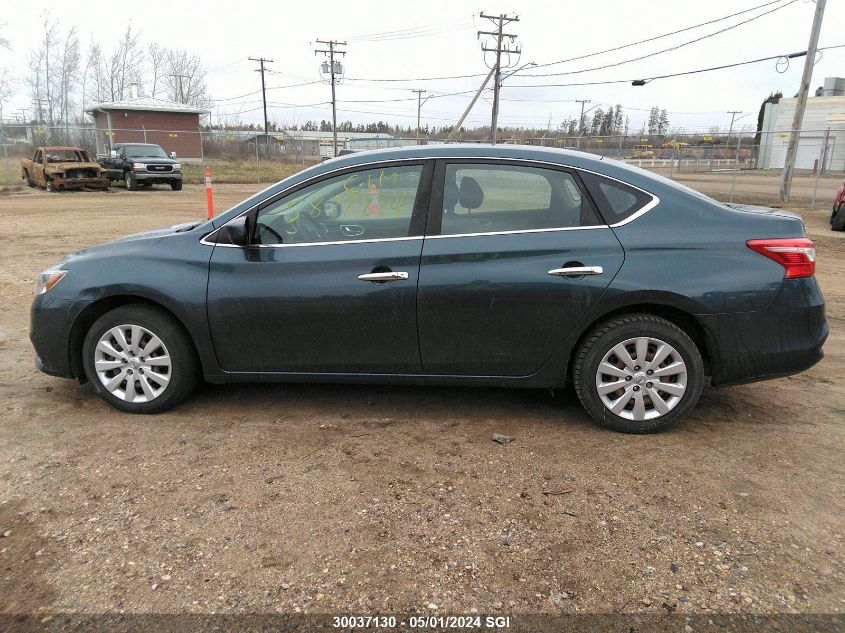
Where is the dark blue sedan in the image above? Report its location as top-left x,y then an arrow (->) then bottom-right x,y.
30,145 -> 828,433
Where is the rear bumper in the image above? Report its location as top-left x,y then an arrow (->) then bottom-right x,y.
699,277 -> 828,386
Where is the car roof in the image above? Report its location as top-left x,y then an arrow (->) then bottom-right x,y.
41,146 -> 88,151
310,143 -> 670,194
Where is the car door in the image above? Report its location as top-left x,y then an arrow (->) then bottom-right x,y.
33,149 -> 45,186
417,159 -> 626,376
206,160 -> 431,374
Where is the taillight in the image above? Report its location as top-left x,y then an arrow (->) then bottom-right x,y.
746,238 -> 816,279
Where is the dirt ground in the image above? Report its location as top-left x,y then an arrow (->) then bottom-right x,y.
0,178 -> 843,625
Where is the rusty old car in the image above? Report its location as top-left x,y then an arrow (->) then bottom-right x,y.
21,146 -> 110,192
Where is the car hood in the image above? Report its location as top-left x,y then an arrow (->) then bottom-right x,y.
130,157 -> 178,165
57,221 -> 204,266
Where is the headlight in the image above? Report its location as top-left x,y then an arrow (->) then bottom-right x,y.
173,163 -> 182,171
35,269 -> 67,295
132,162 -> 147,170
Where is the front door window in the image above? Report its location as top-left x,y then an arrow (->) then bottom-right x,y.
253,165 -> 423,245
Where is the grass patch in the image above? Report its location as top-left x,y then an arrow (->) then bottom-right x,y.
182,161 -> 308,185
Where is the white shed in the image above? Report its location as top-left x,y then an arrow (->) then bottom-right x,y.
757,91 -> 845,172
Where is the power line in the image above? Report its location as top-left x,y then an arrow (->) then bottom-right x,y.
210,81 -> 321,103
508,45 -> 845,88
521,0 -> 798,78
529,0 -> 794,71
344,17 -> 475,42
248,56 -> 274,135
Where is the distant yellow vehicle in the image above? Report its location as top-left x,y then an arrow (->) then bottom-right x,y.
660,140 -> 690,158
627,144 -> 655,159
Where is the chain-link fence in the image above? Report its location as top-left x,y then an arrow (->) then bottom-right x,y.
2,122 -> 843,209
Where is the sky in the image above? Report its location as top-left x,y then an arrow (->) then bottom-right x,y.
1,0 -> 844,135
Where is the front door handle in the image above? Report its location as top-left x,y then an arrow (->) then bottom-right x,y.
548,266 -> 604,277
357,271 -> 410,282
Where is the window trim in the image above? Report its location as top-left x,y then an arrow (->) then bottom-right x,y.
202,156 -> 659,248
202,158 -> 433,249
425,157 -> 658,239
426,158 -> 601,237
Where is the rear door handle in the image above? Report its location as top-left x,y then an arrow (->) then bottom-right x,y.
357,272 -> 410,282
548,266 -> 604,277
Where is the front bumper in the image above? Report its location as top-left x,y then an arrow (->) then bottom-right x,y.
30,295 -> 91,379
699,277 -> 828,386
51,176 -> 109,190
135,171 -> 181,182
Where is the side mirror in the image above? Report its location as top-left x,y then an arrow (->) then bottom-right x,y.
110,150 -> 117,158
224,216 -> 250,246
169,151 -> 177,159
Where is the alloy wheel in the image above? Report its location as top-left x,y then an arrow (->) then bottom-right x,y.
595,336 -> 688,421
93,324 -> 172,403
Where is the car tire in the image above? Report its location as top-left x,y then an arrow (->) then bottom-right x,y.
831,203 -> 845,232
572,314 -> 704,434
170,180 -> 183,191
23,171 -> 35,187
125,172 -> 138,191
82,304 -> 200,414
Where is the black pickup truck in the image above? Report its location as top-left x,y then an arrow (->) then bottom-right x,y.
96,143 -> 183,191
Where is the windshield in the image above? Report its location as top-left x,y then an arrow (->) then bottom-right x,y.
122,144 -> 168,159
44,149 -> 90,163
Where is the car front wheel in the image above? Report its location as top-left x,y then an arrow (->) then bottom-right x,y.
125,172 -> 138,191
572,314 -> 704,433
82,305 -> 199,413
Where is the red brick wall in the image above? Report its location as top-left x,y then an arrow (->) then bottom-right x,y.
91,110 -> 203,158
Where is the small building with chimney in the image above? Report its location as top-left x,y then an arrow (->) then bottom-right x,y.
86,88 -> 209,159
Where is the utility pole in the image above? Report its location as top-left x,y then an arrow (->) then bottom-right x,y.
726,110 -> 743,142
780,0 -> 826,202
412,89 -> 429,143
575,99 -> 591,149
479,12 -> 519,145
169,74 -> 190,104
315,40 -> 347,157
248,57 -> 274,137
446,67 -> 496,142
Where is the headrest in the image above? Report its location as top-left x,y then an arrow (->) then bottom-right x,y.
459,176 -> 484,210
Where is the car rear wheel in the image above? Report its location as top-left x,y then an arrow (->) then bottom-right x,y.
82,305 -> 199,413
125,172 -> 138,191
573,314 -> 704,433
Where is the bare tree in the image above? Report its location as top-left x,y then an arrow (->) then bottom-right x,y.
148,42 -> 167,98
105,24 -> 144,101
158,47 -> 211,107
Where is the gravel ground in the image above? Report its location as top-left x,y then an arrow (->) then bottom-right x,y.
0,184 -> 842,628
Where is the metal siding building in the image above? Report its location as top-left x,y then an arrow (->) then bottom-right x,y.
757,92 -> 845,171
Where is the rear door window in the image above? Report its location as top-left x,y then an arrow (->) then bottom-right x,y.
438,163 -> 602,235
580,172 -> 655,225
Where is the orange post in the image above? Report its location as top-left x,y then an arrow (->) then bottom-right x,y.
204,166 -> 214,218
